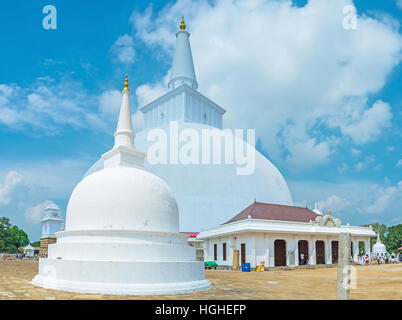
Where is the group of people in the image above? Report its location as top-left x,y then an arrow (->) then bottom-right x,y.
355,252 -> 401,266
374,252 -> 401,265
356,253 -> 370,266
0,253 -> 39,261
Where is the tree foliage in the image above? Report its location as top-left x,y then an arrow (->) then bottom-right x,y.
31,241 -> 40,247
360,222 -> 402,253
0,217 -> 30,253
384,224 -> 402,252
361,222 -> 387,248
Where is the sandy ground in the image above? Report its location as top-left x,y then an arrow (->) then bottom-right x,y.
0,260 -> 401,300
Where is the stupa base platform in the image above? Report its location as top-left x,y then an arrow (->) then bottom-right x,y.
31,258 -> 211,295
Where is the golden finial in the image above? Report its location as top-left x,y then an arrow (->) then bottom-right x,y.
122,74 -> 130,94
180,16 -> 186,30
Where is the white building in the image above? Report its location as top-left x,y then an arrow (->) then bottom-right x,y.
23,244 -> 35,258
197,201 -> 375,269
32,75 -> 210,295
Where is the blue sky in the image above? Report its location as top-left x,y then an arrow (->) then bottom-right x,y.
0,0 -> 401,241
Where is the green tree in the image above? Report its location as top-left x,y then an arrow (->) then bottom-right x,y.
31,241 -> 40,247
10,225 -> 29,247
384,224 -> 402,252
0,217 -> 30,253
360,222 -> 387,249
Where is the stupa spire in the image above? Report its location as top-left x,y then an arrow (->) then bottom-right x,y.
168,17 -> 198,90
102,75 -> 145,169
114,74 -> 135,148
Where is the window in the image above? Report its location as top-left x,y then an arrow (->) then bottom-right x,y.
214,244 -> 217,261
223,243 -> 227,261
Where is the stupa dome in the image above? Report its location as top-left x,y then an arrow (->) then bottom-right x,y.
66,166 -> 179,233
32,72 -> 210,295
372,234 -> 387,255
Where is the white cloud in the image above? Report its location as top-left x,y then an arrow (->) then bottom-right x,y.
111,34 -> 136,64
335,100 -> 392,144
396,159 -> 402,167
316,194 -> 351,213
135,74 -> 169,108
355,155 -> 375,171
0,77 -> 126,135
290,179 -> 402,226
358,181 -> 402,214
285,136 -> 331,169
127,0 -> 402,169
24,200 -> 54,224
397,0 -> 402,10
350,148 -> 361,157
99,89 -> 122,115
0,171 -> 25,206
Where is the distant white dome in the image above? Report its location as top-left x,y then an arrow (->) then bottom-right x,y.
372,234 -> 387,255
66,166 -> 179,234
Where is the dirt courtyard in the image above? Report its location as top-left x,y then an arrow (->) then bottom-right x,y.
0,260 -> 401,300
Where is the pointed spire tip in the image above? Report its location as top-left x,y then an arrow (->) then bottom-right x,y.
180,16 -> 186,30
122,74 -> 130,94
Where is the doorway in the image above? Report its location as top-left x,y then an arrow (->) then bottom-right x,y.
298,240 -> 309,265
241,243 -> 246,264
316,240 -> 325,264
274,240 -> 287,266
332,241 -> 339,264
351,241 -> 353,257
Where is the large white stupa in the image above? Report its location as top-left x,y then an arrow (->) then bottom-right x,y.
84,17 -> 294,231
31,76 -> 210,295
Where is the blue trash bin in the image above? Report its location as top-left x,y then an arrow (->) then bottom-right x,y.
241,263 -> 250,272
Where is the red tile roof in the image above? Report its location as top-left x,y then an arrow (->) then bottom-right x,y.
224,202 -> 320,224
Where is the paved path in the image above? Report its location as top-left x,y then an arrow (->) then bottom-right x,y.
0,260 -> 401,299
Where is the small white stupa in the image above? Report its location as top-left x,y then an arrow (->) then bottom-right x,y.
32,76 -> 210,295
41,203 -> 64,238
372,233 -> 387,256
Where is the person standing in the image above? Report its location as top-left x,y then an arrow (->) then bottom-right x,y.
300,252 -> 305,265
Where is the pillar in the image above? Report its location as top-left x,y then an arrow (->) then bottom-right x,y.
365,239 -> 371,256
203,239 -> 209,261
250,234 -> 257,268
337,233 -> 351,300
294,236 -> 299,267
308,238 -> 316,265
264,235 -> 270,269
325,238 -> 332,264
268,237 -> 275,267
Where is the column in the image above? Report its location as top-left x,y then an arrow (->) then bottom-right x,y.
250,234 -> 257,268
293,236 -> 299,267
365,239 -> 371,256
352,239 -> 358,262
337,233 -> 351,300
203,239 -> 209,262
325,238 -> 332,264
264,234 -> 270,269
285,237 -> 290,267
308,238 -> 316,265
269,237 -> 275,267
